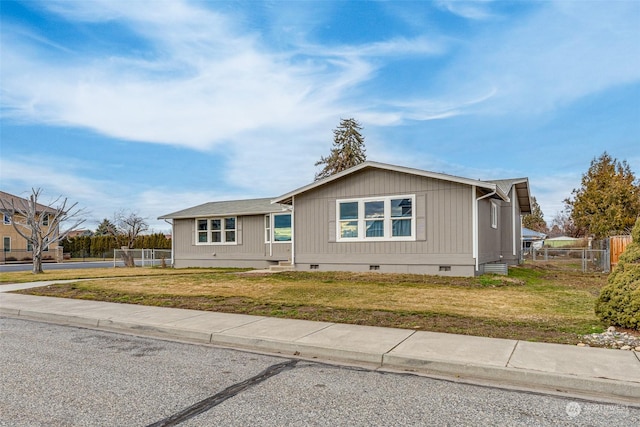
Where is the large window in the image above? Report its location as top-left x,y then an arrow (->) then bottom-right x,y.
337,195 -> 415,241
3,237 -> 10,252
265,213 -> 292,242
196,217 -> 236,245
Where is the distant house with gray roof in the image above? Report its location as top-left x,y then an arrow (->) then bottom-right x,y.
159,161 -> 532,276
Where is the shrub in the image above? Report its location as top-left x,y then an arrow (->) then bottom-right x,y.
595,217 -> 640,329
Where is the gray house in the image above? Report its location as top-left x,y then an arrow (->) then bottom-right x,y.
159,161 -> 531,276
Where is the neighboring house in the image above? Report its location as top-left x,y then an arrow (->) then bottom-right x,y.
544,236 -> 582,248
159,161 -> 532,276
522,227 -> 547,252
66,229 -> 94,238
0,190 -> 60,262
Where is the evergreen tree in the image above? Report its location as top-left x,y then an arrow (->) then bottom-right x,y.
522,196 -> 547,233
565,152 -> 640,239
315,118 -> 366,180
95,218 -> 117,236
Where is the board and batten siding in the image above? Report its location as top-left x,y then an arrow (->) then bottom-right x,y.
477,197 -> 502,266
172,215 -> 290,268
293,168 -> 475,274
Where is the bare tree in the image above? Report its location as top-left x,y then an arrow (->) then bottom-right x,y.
0,188 -> 85,274
114,210 -> 149,267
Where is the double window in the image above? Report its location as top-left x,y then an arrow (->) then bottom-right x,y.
196,217 -> 236,245
265,213 -> 292,242
337,195 -> 415,241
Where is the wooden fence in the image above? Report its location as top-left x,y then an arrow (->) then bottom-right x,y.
610,235 -> 632,270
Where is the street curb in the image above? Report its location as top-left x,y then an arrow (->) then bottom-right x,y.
2,308 -> 639,404
381,354 -> 640,402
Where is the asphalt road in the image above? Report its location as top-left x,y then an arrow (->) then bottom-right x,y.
0,260 -> 163,272
1,318 -> 637,426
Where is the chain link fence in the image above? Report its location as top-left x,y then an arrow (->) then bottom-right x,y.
113,248 -> 172,267
526,247 -> 609,273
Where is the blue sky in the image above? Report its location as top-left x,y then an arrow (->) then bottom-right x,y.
1,0 -> 639,232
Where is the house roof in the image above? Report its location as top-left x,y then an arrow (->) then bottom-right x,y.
158,197 -> 290,220
490,178 -> 532,214
0,190 -> 57,214
545,236 -> 580,241
273,161 -> 518,206
522,227 -> 547,240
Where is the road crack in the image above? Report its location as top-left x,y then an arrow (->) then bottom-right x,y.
147,359 -> 298,426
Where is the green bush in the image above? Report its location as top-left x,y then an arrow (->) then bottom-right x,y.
595,217 -> 640,329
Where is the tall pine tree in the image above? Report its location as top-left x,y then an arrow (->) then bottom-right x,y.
95,218 -> 117,236
565,152 -> 640,239
315,118 -> 366,180
522,197 -> 547,233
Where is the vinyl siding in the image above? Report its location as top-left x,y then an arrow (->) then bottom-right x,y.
173,215 -> 290,267
477,185 -> 521,268
477,197 -> 501,265
293,168 -> 474,269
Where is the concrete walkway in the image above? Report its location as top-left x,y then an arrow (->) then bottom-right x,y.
1,283 -> 639,404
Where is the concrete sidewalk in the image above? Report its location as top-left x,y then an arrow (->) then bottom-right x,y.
1,289 -> 639,404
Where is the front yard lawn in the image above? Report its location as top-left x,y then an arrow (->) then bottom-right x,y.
4,263 -> 611,344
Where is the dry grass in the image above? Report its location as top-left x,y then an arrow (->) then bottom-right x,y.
0,267 -> 244,284
9,262 -> 610,344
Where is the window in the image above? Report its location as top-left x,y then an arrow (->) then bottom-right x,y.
3,214 -> 10,225
491,201 -> 498,229
337,195 -> 415,241
42,213 -> 49,226
264,215 -> 271,243
273,214 -> 291,242
265,213 -> 292,242
195,217 -> 237,245
3,237 -> 10,252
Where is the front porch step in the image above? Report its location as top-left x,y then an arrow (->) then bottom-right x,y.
269,261 -> 294,272
268,266 -> 294,272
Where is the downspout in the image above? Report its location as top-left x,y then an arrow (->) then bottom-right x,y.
512,191 -> 517,257
163,219 -> 174,267
473,187 -> 497,272
290,195 -> 295,266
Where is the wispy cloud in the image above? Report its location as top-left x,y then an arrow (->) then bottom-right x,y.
439,1 -> 640,115
436,0 -> 497,20
1,0 -> 457,154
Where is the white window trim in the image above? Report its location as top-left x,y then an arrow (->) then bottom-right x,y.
3,236 -> 10,252
194,217 -> 237,245
336,195 -> 416,242
265,213 -> 292,243
3,214 -> 10,225
265,214 -> 271,243
491,201 -> 498,229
